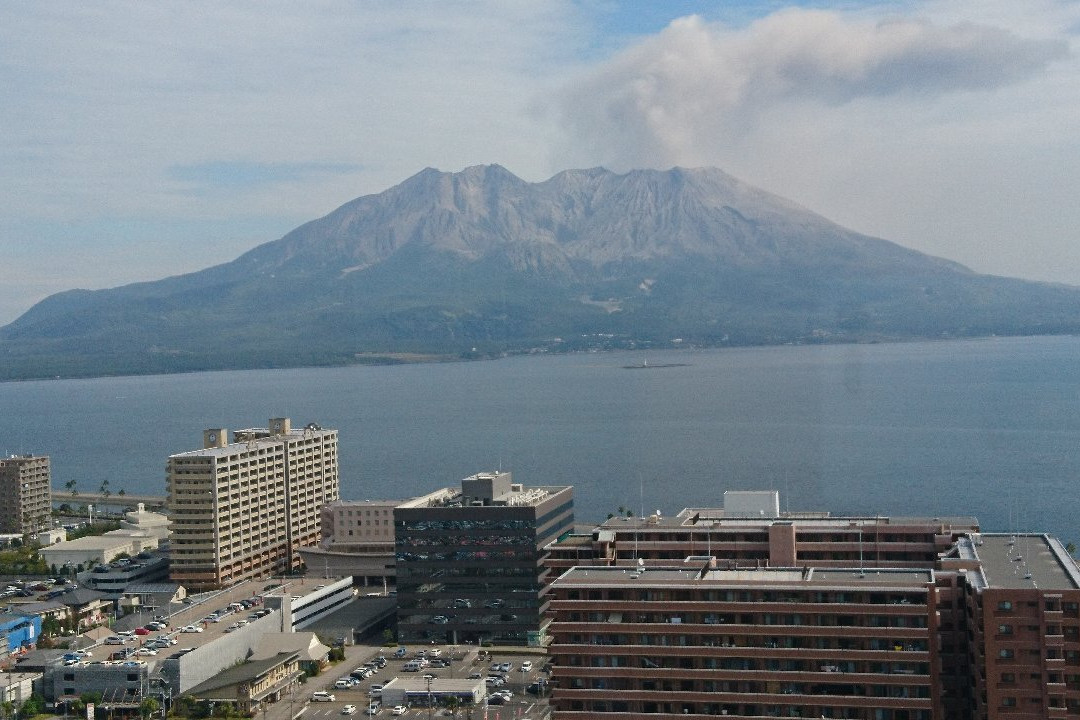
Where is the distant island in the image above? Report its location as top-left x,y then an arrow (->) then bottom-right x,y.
3,164 -> 1080,381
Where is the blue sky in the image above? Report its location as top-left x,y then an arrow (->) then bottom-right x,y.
1,1 -> 1078,325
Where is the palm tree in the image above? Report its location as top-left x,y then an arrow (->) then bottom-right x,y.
99,479 -> 110,499
65,478 -> 78,496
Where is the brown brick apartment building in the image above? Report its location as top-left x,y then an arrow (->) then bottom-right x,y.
545,493 -> 1080,719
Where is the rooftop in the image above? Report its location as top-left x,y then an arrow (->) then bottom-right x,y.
39,534 -> 148,552
599,509 -> 979,531
973,533 -> 1080,591
554,564 -> 934,589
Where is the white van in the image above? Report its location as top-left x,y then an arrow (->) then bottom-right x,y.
403,660 -> 422,672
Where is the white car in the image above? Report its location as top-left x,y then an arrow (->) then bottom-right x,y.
311,692 -> 335,702
392,707 -> 408,716
334,678 -> 353,689
181,625 -> 203,633
428,648 -> 442,657
341,705 -> 356,715
520,660 -> 532,672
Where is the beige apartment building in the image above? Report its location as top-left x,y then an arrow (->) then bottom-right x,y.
167,417 -> 338,590
0,454 -> 51,535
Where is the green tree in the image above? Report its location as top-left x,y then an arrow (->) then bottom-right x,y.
65,478 -> 78,496
382,628 -> 395,646
117,488 -> 126,497
1067,542 -> 1076,556
100,479 -> 110,499
1,700 -> 14,720
20,694 -> 45,718
139,697 -> 159,720
445,696 -> 460,717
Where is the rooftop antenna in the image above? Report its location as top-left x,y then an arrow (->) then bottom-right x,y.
859,528 -> 865,577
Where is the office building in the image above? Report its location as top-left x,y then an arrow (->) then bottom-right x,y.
0,454 -> 51,535
167,417 -> 338,590
395,471 -> 574,646
298,491 -> 451,587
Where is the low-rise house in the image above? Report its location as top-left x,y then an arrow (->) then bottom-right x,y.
187,652 -> 302,714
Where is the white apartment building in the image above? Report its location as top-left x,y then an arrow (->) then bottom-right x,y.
167,417 -> 338,590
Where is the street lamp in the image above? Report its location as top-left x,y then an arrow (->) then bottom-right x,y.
426,676 -> 433,720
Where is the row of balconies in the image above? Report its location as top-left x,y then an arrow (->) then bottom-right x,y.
550,600 -> 928,615
551,688 -> 933,711
550,643 -> 931,665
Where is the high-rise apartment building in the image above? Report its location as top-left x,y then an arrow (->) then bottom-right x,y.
395,471 -> 574,646
544,492 -> 1080,720
0,455 -> 51,535
167,417 -> 338,590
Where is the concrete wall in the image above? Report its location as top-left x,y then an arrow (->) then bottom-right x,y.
46,662 -> 150,702
159,610 -> 282,695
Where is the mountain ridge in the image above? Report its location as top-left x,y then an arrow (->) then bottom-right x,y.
2,164 -> 1077,381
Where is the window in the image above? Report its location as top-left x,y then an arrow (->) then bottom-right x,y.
998,600 -> 1013,611
1002,697 -> 1016,707
998,624 -> 1013,635
999,649 -> 1014,659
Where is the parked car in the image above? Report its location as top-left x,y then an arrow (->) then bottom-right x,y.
334,678 -> 353,689
391,707 -> 408,716
520,660 -> 533,672
134,627 -> 151,635
181,625 -> 203,633
311,692 -> 335,702
341,705 -> 356,715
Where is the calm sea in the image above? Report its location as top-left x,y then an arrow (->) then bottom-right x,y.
2,336 -> 1079,543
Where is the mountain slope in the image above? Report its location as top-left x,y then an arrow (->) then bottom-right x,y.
3,165 -> 1080,380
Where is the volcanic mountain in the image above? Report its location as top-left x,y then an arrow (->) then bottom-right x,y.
3,164 -> 1080,380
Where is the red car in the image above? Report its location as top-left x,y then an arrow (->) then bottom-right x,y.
134,627 -> 151,635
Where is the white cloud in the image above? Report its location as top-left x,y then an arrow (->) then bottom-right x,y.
549,9 -> 1067,169
545,3 -> 1080,286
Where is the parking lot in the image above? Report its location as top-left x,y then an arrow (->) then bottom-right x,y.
309,642 -> 550,718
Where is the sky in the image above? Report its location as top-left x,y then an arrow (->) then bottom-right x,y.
2,0 -> 1079,326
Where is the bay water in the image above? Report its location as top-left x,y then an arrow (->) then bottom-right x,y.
2,335 -> 1078,543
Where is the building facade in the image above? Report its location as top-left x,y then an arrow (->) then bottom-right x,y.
549,564 -> 944,719
954,534 -> 1080,719
167,417 -> 338,590
545,494 -> 1080,720
0,454 -> 51,535
395,471 -> 574,646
